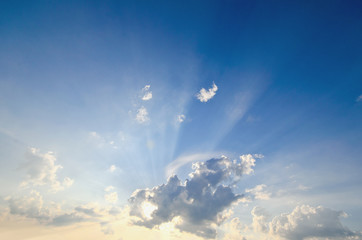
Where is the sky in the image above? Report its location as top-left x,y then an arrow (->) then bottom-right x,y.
0,1 -> 362,239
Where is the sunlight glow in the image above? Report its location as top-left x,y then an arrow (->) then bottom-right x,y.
142,201 -> 158,219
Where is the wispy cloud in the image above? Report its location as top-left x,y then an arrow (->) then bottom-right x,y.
136,106 -> 149,123
196,82 -> 218,102
177,114 -> 186,123
356,94 -> 362,102
141,85 -> 152,101
109,165 -> 117,173
165,152 -> 222,177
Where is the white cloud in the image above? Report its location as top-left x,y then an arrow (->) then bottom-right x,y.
105,192 -> 118,204
251,206 -> 269,233
142,92 -> 152,101
141,85 -> 152,101
142,85 -> 150,91
136,106 -> 149,123
356,94 -> 362,102
240,154 -> 257,175
129,155 -> 258,238
19,148 -> 73,192
223,217 -> 248,240
88,132 -> 119,149
196,82 -> 218,102
245,184 -> 271,200
177,114 -> 186,123
5,190 -> 50,223
165,152 -> 222,178
251,205 -> 362,240
109,165 -> 117,173
105,186 -> 115,192
63,177 -> 74,188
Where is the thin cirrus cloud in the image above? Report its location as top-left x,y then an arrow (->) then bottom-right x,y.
128,155 -> 257,238
196,82 -> 218,102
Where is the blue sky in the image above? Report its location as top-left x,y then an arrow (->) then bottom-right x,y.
0,1 -> 362,239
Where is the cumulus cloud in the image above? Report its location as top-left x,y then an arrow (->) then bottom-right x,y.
196,82 -> 218,102
105,192 -> 118,204
128,155 -> 258,238
251,206 -> 269,233
5,190 -> 50,223
141,85 -> 152,101
252,205 -> 362,240
223,217 -> 248,240
245,184 -> 271,200
165,152 -> 222,178
19,148 -> 73,192
136,106 -> 149,123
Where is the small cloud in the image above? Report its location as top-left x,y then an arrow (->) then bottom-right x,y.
297,184 -> 311,191
356,94 -> 362,102
177,114 -> 186,123
142,92 -> 152,101
109,165 -> 117,173
142,85 -> 150,91
141,85 -> 152,101
135,106 -> 149,123
105,186 -> 115,192
63,177 -> 74,188
240,154 -> 256,175
196,82 -> 218,102
89,132 -> 119,149
245,184 -> 271,200
253,154 -> 264,159
105,192 -> 118,204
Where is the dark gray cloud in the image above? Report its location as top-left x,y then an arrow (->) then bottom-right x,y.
128,155 -> 257,238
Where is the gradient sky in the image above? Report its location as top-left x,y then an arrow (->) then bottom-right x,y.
1,1 -> 362,239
